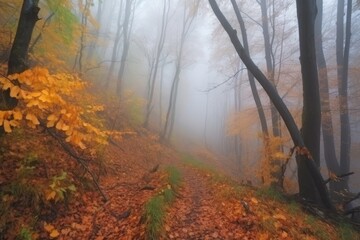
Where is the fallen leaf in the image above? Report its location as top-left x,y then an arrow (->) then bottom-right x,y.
44,223 -> 55,232
50,229 -> 60,238
273,214 -> 286,221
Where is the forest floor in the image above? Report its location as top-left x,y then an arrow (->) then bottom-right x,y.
1,126 -> 360,240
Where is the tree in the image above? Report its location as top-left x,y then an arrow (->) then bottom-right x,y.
315,0 -> 347,199
116,0 -> 134,95
295,0 -> 322,203
104,0 -> 124,89
336,0 -> 352,188
143,0 -> 171,128
230,0 -> 270,177
161,0 -> 200,142
0,0 -> 40,111
258,0 -> 281,139
209,0 -> 333,209
73,0 -> 92,74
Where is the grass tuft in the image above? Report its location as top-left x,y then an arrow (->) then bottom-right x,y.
166,166 -> 181,190
144,165 -> 182,239
145,196 -> 166,240
16,226 -> 34,240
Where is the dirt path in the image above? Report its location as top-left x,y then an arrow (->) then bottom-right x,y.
164,165 -> 249,240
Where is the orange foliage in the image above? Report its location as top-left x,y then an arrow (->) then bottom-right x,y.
0,67 -> 108,149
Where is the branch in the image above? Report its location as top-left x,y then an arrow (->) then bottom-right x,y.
43,122 -> 108,202
344,192 -> 360,205
279,146 -> 296,188
29,12 -> 55,53
85,60 -> 122,72
324,172 -> 354,185
200,68 -> 246,92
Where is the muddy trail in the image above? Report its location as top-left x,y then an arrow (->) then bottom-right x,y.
164,165 -> 249,239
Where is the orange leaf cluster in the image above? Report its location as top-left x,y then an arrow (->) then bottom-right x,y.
0,67 -> 108,149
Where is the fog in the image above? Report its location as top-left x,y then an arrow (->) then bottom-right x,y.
81,0 -> 360,194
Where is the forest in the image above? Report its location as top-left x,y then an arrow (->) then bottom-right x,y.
0,0 -> 360,239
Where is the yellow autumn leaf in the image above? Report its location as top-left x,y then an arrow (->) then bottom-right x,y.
27,99 -> 40,107
50,229 -> 60,238
39,94 -> 51,102
10,85 -> 20,98
46,191 -> 56,201
65,128 -> 73,136
44,222 -> 55,232
251,197 -> 259,204
61,123 -> 70,131
47,120 -> 56,128
9,120 -> 19,127
30,92 -> 42,97
55,119 -> 64,130
26,113 -> 40,125
7,73 -> 18,81
47,114 -> 58,121
2,81 -> 12,90
3,120 -> 11,133
78,141 -> 86,150
13,111 -> 22,120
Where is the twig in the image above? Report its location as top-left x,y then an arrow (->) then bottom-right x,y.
279,146 -> 296,189
324,172 -> 354,185
42,122 -> 109,202
200,68 -> 246,92
108,137 -> 125,152
344,192 -> 360,205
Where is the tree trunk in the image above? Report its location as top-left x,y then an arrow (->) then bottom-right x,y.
231,0 -> 280,184
209,0 -> 333,210
259,0 -> 281,138
161,1 -> 199,142
296,0 -> 322,203
1,0 -> 40,110
144,0 -> 170,128
230,0 -> 268,137
104,1 -> 124,89
338,0 -> 352,187
315,0 -> 347,199
116,0 -> 133,96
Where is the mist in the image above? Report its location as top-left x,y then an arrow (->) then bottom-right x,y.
1,0 -> 360,237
